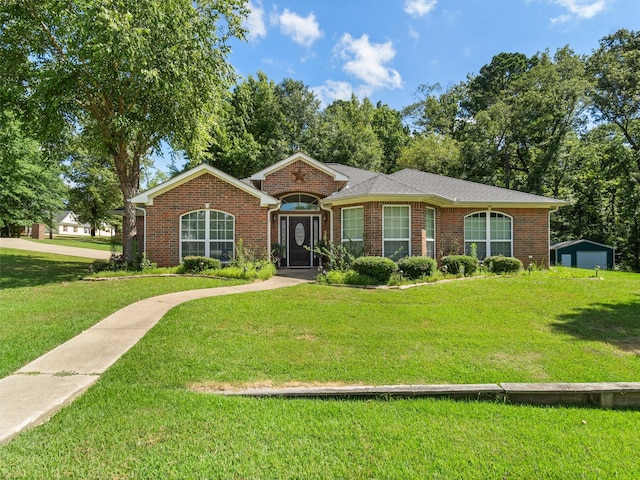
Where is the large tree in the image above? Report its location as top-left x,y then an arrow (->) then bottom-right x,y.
0,110 -> 65,237
1,0 -> 248,262
207,73 -> 320,178
587,29 -> 640,270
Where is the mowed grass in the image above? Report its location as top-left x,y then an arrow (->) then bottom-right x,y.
0,248 -> 246,378
1,253 -> 639,477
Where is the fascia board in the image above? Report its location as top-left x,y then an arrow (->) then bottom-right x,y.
249,153 -> 349,182
129,164 -> 278,207
322,195 -> 570,209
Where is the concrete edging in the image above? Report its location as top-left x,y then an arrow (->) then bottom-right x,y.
220,382 -> 640,408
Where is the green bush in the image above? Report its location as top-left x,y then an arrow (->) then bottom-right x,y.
352,256 -> 397,284
397,256 -> 437,280
484,256 -> 523,274
91,253 -> 128,273
182,256 -> 222,273
441,255 -> 478,276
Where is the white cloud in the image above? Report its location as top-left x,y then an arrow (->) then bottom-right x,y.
245,1 -> 267,41
335,34 -> 402,90
404,0 -> 437,17
312,80 -> 355,105
277,9 -> 322,47
549,0 -> 608,24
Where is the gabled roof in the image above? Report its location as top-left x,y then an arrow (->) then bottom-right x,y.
249,153 -> 349,182
550,239 -> 615,250
129,163 -> 279,207
322,166 -> 569,208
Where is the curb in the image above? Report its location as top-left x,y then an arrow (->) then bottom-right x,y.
219,382 -> 640,408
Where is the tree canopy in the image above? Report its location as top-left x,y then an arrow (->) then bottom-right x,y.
0,0 -> 249,261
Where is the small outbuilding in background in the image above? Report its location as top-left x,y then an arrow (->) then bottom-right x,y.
550,239 -> 615,270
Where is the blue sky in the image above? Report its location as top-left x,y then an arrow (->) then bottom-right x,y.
229,0 -> 640,110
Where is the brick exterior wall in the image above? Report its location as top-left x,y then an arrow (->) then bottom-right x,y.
31,223 -> 47,239
143,173 -> 269,267
331,203 -> 550,266
262,160 -> 341,198
134,161 -> 553,268
439,207 -> 550,266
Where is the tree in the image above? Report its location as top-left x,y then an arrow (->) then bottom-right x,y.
397,133 -> 461,176
65,150 -> 122,237
207,73 -> 321,177
310,95 -> 384,171
1,0 -> 248,262
459,48 -> 589,194
0,110 -> 65,237
587,29 -> 640,269
372,102 -> 410,173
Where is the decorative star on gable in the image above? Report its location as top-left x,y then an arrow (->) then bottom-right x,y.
292,166 -> 307,183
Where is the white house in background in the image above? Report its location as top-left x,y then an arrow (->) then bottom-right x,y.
49,210 -> 115,237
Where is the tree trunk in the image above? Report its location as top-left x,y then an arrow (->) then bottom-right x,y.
113,144 -> 140,265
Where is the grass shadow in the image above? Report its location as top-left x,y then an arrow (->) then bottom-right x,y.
0,251 -> 92,289
551,295 -> 640,354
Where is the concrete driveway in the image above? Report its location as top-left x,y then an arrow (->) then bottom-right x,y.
0,237 -> 112,260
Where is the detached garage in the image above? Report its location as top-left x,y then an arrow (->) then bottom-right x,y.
550,240 -> 615,270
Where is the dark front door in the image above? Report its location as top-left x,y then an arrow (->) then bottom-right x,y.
288,217 -> 311,267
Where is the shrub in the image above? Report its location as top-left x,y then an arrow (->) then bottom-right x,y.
441,255 -> 478,276
182,256 -> 222,273
352,256 -> 397,284
91,253 -> 128,273
484,256 -> 523,274
397,256 -> 437,280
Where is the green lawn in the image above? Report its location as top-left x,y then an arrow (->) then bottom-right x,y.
0,248 -> 246,378
26,234 -> 121,252
1,252 -> 639,478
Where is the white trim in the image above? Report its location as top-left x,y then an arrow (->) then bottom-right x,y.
382,204 -> 411,259
464,211 -> 513,258
425,206 -> 436,258
179,209 -> 235,262
249,153 -> 349,182
130,163 -> 278,207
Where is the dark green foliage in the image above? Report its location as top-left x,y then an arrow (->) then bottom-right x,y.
91,254 -> 128,273
182,256 -> 222,273
352,256 -> 397,284
484,256 -> 523,274
441,255 -> 478,276
397,256 -> 437,280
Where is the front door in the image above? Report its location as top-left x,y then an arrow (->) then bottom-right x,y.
288,217 -> 311,267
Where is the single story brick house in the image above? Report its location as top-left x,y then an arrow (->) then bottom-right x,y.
128,153 -> 568,268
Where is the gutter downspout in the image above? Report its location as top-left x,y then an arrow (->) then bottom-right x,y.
548,206 -> 560,267
267,204 -> 280,260
320,203 -> 333,243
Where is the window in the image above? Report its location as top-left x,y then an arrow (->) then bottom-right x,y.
180,210 -> 234,261
341,207 -> 364,253
280,193 -> 320,211
464,212 -> 512,260
383,205 -> 410,259
425,208 -> 435,258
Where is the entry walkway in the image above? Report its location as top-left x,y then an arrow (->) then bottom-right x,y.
0,275 -> 308,444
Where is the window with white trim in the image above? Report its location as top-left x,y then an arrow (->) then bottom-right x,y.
341,206 -> 364,253
180,210 -> 234,261
383,205 -> 410,259
464,212 -> 512,260
425,207 -> 435,258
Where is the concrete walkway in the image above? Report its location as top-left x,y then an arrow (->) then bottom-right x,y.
0,237 -> 112,260
0,275 -> 308,444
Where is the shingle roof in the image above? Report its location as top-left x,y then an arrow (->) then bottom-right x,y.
390,169 -> 564,205
322,166 -> 568,207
